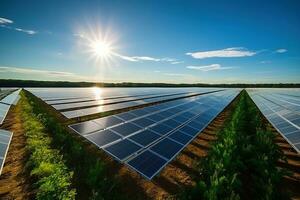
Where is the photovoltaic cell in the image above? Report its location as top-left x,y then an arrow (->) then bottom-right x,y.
111,123 -> 141,137
70,121 -> 103,135
168,130 -> 192,145
85,129 -> 121,148
104,139 -> 142,161
150,138 -> 183,160
127,150 -> 167,179
128,130 -> 161,147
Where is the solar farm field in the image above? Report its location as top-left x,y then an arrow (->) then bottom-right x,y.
0,87 -> 299,199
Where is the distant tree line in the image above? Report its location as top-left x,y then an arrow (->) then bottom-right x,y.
0,79 -> 299,88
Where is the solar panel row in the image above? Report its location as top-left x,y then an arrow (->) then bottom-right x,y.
53,92 -> 194,111
0,89 -> 21,124
69,89 -> 240,179
61,90 -> 222,119
247,89 -> 300,153
0,129 -> 13,175
47,92 -> 173,105
28,87 -> 214,101
27,88 -> 220,119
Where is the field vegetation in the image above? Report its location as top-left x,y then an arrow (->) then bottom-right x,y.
180,90 -> 289,200
20,92 -> 76,199
22,90 -> 127,199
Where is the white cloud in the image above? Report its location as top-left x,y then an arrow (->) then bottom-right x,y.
186,47 -> 256,59
160,57 -> 177,62
186,64 -> 234,72
0,17 -> 37,35
15,28 -> 37,35
114,53 -> 181,63
164,73 -> 188,76
171,61 -> 184,64
0,66 -> 84,79
275,49 -> 287,53
0,17 -> 13,24
131,56 -> 160,61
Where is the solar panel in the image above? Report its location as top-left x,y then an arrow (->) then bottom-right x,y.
247,89 -> 300,153
150,138 -> 183,160
0,129 -> 13,175
28,87 -> 222,119
128,130 -> 161,147
61,91 -> 220,118
0,89 -> 21,125
104,139 -> 142,161
85,129 -> 121,148
127,150 -> 167,179
69,89 -> 241,179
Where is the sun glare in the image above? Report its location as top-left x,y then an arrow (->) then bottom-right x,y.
76,24 -> 119,65
92,87 -> 103,99
90,40 -> 112,58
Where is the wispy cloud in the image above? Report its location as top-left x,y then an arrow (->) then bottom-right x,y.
186,47 -> 256,59
0,66 -> 84,79
0,17 -> 37,35
15,28 -> 36,35
171,61 -> 184,64
186,64 -> 234,72
164,73 -> 188,76
114,53 -> 181,64
275,48 -> 287,53
260,60 -> 271,64
0,17 -> 13,24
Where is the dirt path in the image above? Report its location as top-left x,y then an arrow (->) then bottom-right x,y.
272,127 -> 300,200
0,105 -> 34,199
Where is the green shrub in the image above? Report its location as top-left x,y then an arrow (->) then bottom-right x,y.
19,92 -> 76,200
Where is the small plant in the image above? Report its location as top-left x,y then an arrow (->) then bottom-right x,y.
19,92 -> 76,200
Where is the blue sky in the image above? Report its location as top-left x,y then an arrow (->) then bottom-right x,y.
0,0 -> 299,83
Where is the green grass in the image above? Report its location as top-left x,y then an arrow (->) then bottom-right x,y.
180,90 -> 288,200
19,91 -> 76,200
23,90 -> 129,199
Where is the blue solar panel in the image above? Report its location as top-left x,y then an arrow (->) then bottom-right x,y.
129,130 -> 161,147
104,139 -> 142,161
150,124 -> 174,136
147,113 -> 165,122
68,89 -> 241,179
0,129 -> 13,175
132,118 -> 156,127
178,125 -> 200,137
115,112 -> 137,121
70,121 -> 103,135
93,116 -> 124,128
85,129 -> 121,148
127,150 -> 167,179
150,138 -> 183,160
111,123 -> 141,137
168,130 -> 192,145
247,89 -> 300,153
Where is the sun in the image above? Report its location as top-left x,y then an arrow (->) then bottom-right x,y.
90,40 -> 112,58
76,24 -> 119,65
